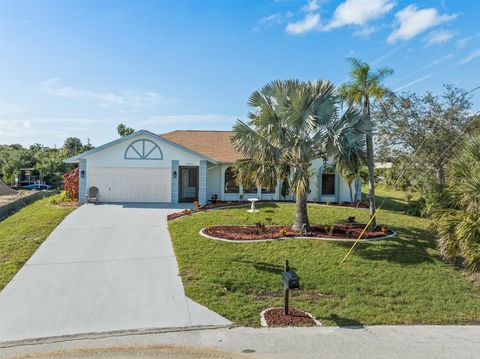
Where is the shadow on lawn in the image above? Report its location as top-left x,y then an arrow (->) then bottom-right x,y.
234,259 -> 297,275
334,224 -> 438,265
362,192 -> 407,214
320,314 -> 365,328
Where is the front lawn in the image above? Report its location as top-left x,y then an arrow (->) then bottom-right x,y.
169,191 -> 480,326
0,197 -> 76,290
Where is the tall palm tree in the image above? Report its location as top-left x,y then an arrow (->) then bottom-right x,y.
231,79 -> 371,231
338,58 -> 393,228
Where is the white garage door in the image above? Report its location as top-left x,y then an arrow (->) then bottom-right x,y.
88,167 -> 171,202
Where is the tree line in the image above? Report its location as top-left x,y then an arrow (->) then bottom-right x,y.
0,124 -> 137,188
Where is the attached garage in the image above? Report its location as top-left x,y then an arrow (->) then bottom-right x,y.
87,167 -> 171,203
65,130 -> 214,204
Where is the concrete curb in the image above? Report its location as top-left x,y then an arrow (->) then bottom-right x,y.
260,307 -> 322,327
0,324 -> 235,349
199,226 -> 397,243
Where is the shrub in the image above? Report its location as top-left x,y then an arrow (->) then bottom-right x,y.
63,168 -> 79,200
279,228 -> 288,237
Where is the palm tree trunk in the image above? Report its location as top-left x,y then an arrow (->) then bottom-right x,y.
348,181 -> 353,203
293,192 -> 309,231
364,98 -> 377,229
353,178 -> 358,203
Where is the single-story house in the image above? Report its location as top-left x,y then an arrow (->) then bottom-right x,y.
65,129 -> 361,204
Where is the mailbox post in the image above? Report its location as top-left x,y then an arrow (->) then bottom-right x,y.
282,259 -> 300,315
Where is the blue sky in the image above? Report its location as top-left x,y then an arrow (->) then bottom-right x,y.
0,0 -> 479,147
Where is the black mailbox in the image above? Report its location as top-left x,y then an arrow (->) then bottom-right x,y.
282,270 -> 300,289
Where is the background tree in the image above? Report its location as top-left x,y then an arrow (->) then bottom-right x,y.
117,123 -> 135,137
62,137 -> 83,157
232,79 -> 370,230
375,85 -> 475,189
338,58 -> 393,228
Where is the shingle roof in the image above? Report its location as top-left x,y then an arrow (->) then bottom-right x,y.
160,130 -> 242,163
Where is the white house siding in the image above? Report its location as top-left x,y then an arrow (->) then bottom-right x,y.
207,164 -> 221,201
84,134 -> 204,203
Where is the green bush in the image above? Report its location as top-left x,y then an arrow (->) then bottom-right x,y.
49,191 -> 72,204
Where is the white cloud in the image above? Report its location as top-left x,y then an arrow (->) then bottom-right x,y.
460,48 -> 480,65
285,13 -> 320,35
0,102 -> 26,116
302,0 -> 320,12
395,74 -> 433,91
326,0 -> 395,30
456,33 -> 480,49
424,53 -> 453,69
39,78 -> 173,108
255,11 -> 293,30
387,5 -> 458,43
371,46 -> 400,65
353,26 -> 378,38
424,29 -> 454,46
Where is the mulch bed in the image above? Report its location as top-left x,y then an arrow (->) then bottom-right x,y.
203,223 -> 393,241
262,307 -> 318,327
167,200 -> 369,221
56,201 -> 80,208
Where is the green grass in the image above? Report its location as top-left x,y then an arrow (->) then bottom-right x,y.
0,197 -> 76,290
169,188 -> 480,327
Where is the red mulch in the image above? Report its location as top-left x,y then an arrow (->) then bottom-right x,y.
204,223 -> 392,241
56,202 -> 80,208
263,308 -> 317,327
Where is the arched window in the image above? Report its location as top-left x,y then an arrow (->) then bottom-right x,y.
224,167 -> 239,193
321,167 -> 335,195
124,139 -> 163,160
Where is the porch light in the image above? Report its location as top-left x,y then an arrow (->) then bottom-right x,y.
173,170 -> 177,179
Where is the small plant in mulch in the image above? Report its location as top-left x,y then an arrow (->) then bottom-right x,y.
255,222 -> 266,234
261,308 -> 319,327
346,216 -> 357,224
193,200 -> 201,211
279,228 -> 288,237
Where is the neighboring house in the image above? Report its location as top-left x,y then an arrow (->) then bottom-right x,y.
65,129 -> 361,204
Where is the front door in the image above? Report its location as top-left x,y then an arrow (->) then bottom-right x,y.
179,166 -> 199,203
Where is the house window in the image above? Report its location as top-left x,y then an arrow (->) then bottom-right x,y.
321,167 -> 335,195
243,185 -> 257,194
224,167 -> 239,193
261,187 -> 275,194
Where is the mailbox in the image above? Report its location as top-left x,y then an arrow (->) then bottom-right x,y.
282,270 -> 300,289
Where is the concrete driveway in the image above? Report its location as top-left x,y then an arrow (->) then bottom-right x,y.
0,203 -> 231,343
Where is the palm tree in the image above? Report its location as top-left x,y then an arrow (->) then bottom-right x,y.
231,79 -> 371,231
338,58 -> 393,228
436,135 -> 480,271
335,150 -> 364,204
62,137 -> 83,157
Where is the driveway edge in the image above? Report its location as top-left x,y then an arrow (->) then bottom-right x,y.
0,324 -> 235,349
